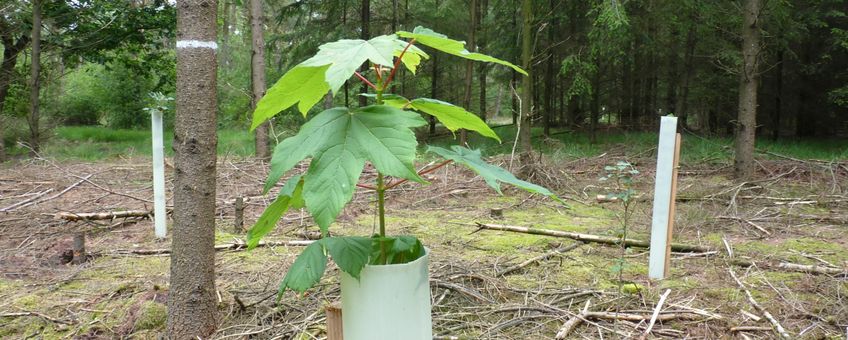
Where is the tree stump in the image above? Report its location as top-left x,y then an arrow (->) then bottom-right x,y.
234,197 -> 244,233
72,232 -> 86,264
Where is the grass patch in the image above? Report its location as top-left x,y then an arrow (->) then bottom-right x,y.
43,126 -> 256,160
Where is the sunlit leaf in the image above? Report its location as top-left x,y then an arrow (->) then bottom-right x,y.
398,26 -> 527,75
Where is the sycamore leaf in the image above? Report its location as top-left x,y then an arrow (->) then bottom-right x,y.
279,241 -> 327,295
263,108 -> 349,193
397,26 -> 527,75
303,146 -> 366,234
247,175 -> 304,249
323,236 -> 372,280
301,35 -> 398,94
252,65 -> 331,129
394,39 -> 429,74
265,106 -> 426,233
428,145 -> 564,204
409,98 -> 500,142
372,95 -> 500,142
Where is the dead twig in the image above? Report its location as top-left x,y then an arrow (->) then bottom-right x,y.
639,289 -> 671,340
495,242 -> 583,276
728,269 -> 792,339
103,240 -> 314,256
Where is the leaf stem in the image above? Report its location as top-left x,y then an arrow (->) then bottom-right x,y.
383,39 -> 416,89
354,71 -> 377,90
373,64 -> 384,83
385,160 -> 453,189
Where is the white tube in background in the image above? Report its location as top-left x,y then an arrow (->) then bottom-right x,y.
648,116 -> 678,279
151,110 -> 167,239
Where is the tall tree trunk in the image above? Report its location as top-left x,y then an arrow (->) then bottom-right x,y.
590,69 -> 600,143
0,30 -> 28,162
429,52 -> 438,137
518,0 -> 533,156
478,0 -> 488,122
28,0 -> 42,155
461,0 -> 478,145
250,0 -> 270,159
358,0 -> 370,107
168,0 -> 218,338
772,49 -> 783,141
674,27 -> 696,129
734,0 -> 762,179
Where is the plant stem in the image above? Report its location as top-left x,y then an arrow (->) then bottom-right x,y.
376,173 -> 386,238
374,76 -> 388,263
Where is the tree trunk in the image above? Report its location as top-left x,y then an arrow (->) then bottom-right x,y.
675,27 -> 696,129
168,0 -> 218,338
28,0 -> 42,155
734,0 -> 762,179
358,0 -> 370,107
0,30 -> 28,162
772,49 -> 783,141
429,52 -> 438,137
460,0 -> 477,145
249,0 -> 270,159
518,0 -> 533,156
478,0 -> 488,122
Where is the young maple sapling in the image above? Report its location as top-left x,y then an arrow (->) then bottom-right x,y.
246,27 -> 563,294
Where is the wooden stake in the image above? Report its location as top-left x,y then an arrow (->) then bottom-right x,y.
326,302 -> 343,340
72,232 -> 86,264
234,197 -> 244,233
663,133 -> 682,277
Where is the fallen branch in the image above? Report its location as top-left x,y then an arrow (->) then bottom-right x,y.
432,280 -> 494,304
728,269 -> 792,339
104,240 -> 314,256
55,209 -> 154,221
0,189 -> 53,212
731,259 -> 847,276
0,311 -> 74,325
474,223 -> 711,253
496,242 -> 583,276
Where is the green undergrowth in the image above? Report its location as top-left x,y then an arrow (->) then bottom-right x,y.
41,126 -> 255,160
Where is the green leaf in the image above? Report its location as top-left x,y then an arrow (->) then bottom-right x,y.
268,106 -> 425,233
389,235 -> 424,264
263,108 -> 350,193
427,145 -> 564,204
303,146 -> 366,234
408,98 -> 500,142
394,39 -> 429,74
246,175 -> 304,249
301,35 -> 398,94
279,241 -> 328,295
323,236 -> 372,279
397,26 -> 527,75
252,65 -> 331,128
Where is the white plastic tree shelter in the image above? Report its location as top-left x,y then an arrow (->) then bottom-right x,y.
151,110 -> 167,239
648,116 -> 682,279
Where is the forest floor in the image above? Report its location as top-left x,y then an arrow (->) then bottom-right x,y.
0,148 -> 846,339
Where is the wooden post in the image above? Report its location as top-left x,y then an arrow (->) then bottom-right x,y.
649,116 -> 681,279
234,197 -> 244,233
490,208 -> 504,219
72,232 -> 86,264
326,302 -> 343,340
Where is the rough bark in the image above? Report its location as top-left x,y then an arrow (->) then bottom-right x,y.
460,0 -> 478,145
168,0 -> 219,338
249,0 -> 270,159
28,0 -> 43,154
518,0 -> 533,157
734,0 -> 762,179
